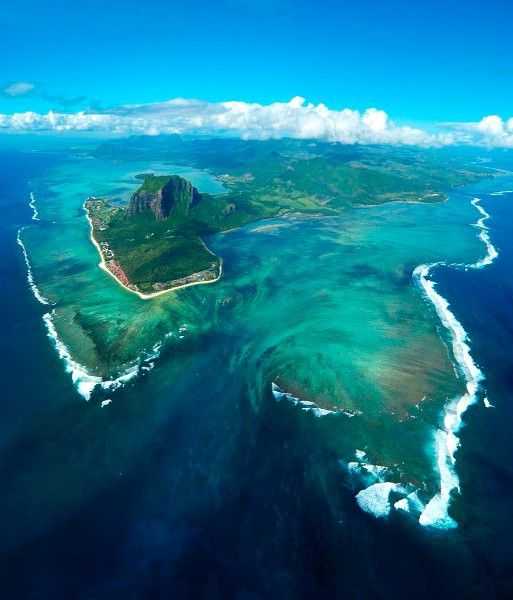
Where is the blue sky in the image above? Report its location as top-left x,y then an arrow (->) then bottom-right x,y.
1,0 -> 512,123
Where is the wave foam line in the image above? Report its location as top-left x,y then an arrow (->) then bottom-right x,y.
17,223 -> 137,399
16,227 -> 51,305
490,190 -> 513,196
43,311 -> 103,400
28,192 -> 39,221
470,198 -> 498,268
42,310 -> 171,400
272,382 -> 336,417
413,197 -> 497,529
346,449 -> 424,519
19,194 -> 174,400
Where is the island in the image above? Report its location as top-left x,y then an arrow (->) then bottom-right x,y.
87,139 -> 490,298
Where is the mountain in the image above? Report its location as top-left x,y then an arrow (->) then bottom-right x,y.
86,140 -> 491,296
128,174 -> 201,220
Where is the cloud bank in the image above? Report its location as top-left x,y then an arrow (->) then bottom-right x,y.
0,96 -> 512,147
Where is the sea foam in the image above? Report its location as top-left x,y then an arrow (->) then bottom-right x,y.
351,196 -> 498,526
394,491 -> 424,514
42,310 -> 169,400
489,190 -> 513,196
413,196 -> 498,528
18,195 -> 191,401
17,205 -> 110,400
356,482 -> 403,518
272,382 -> 336,417
470,198 -> 498,268
38,267 -> 177,400
16,228 -> 51,305
28,191 -> 39,221
43,311 -> 102,400
346,448 -> 424,518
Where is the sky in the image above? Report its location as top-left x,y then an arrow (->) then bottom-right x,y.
0,0 -> 512,145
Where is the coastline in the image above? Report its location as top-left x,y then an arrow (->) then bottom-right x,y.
83,201 -> 223,300
343,194 -> 500,528
353,195 -> 448,210
412,196 -> 498,528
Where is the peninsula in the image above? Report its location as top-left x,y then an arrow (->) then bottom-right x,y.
86,140 -> 491,298
85,175 -> 225,297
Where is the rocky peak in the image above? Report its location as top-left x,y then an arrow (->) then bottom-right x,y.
128,174 -> 201,220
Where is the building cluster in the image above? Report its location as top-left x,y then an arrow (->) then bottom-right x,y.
152,262 -> 219,291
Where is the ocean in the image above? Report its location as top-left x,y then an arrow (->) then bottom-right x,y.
1,141 -> 513,598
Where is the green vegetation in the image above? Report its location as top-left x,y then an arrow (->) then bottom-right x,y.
87,191 -> 220,294
138,174 -> 173,193
88,138 -> 491,295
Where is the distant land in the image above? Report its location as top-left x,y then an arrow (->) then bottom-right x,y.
86,138 -> 491,296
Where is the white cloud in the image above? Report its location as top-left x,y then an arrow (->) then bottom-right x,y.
3,81 -> 35,97
474,115 -> 513,147
0,96 -> 511,148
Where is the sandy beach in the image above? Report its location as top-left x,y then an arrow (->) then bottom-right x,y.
83,202 -> 223,300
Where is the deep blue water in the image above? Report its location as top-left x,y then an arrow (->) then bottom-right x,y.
0,149 -> 79,447
2,148 -> 513,599
434,190 -> 513,594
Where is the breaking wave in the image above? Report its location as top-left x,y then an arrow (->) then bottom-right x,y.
42,310 -> 172,400
356,482 -> 403,518
470,198 -> 498,268
489,190 -> 513,196
17,190 -> 176,400
347,449 -> 423,519
349,196 -> 498,526
16,227 -> 51,305
18,192 -> 179,400
42,312 -> 103,400
413,196 -> 498,528
28,191 -> 39,221
272,382 -> 343,417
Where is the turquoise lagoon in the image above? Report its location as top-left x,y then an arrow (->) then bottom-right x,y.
18,153 -> 494,529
